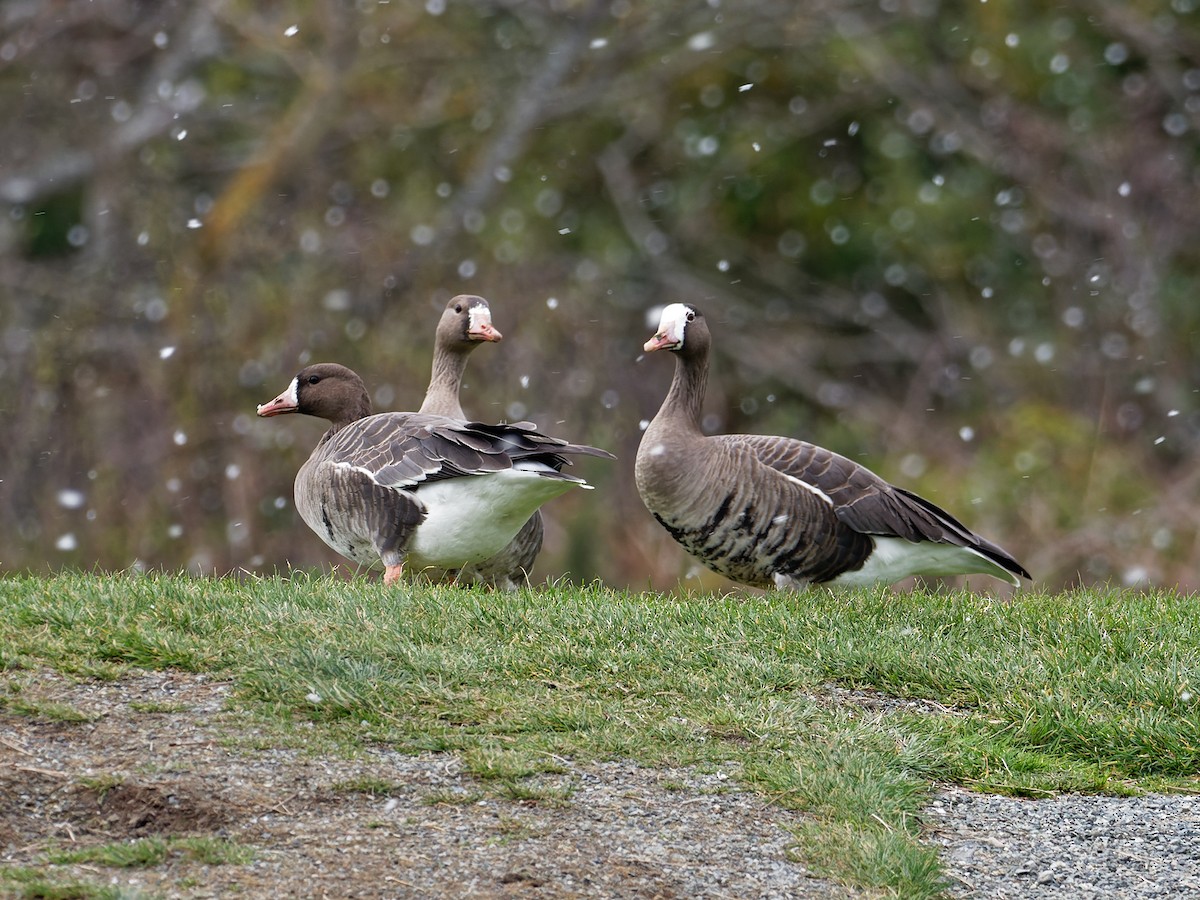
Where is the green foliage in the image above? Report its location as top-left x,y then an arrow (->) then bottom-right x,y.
330,776 -> 405,797
77,775 -> 125,802
2,697 -> 94,723
1,1 -> 1197,592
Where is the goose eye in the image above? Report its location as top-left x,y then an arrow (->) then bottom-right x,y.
685,310 -> 696,322
454,304 -> 463,313
307,374 -> 321,384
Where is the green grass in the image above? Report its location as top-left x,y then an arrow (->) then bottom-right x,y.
0,868 -> 127,900
2,836 -> 252,900
2,572 -> 1198,898
329,775 -> 407,796
46,835 -> 253,868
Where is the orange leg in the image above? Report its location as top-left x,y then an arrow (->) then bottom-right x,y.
383,564 -> 404,586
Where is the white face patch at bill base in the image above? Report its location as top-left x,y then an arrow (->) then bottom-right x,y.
468,305 -> 492,333
256,377 -> 299,415
655,303 -> 692,349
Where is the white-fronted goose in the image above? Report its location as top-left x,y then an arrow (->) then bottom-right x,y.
257,363 -> 613,585
418,294 -> 503,418
417,295 -> 544,589
635,303 -> 1031,589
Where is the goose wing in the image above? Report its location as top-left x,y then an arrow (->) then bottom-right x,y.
466,420 -> 617,471
317,413 -> 614,488
721,434 -> 955,535
722,433 -> 1029,579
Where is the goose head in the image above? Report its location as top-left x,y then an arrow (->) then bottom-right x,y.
438,294 -> 503,354
644,302 -> 709,359
256,363 -> 372,429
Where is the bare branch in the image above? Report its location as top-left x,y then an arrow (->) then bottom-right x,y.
0,4 -> 221,205
438,2 -> 608,235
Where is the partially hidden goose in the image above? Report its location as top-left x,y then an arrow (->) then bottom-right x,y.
417,294 -> 544,589
418,294 -> 503,418
257,363 -> 614,586
635,303 -> 1031,589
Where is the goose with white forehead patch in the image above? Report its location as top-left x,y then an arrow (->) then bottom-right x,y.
635,303 -> 1031,589
418,294 -> 502,418
417,294 -> 548,589
257,363 -> 614,586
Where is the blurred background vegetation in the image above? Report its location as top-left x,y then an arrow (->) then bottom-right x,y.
2,0 -> 1197,591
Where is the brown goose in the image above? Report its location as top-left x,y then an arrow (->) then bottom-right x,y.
257,363 -> 613,585
417,294 -> 543,589
635,303 -> 1031,589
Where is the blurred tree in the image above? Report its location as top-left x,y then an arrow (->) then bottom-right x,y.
1,0 -> 1197,589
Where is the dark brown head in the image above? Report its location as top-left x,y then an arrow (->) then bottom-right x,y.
256,363 -> 372,430
643,303 -> 710,361
436,295 -> 503,356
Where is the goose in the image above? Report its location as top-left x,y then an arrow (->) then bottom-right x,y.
257,363 -> 613,586
635,303 -> 1031,589
418,294 -> 503,418
417,294 -> 543,589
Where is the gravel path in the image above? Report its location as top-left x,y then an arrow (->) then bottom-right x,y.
3,670 -> 1198,898
0,670 -> 846,898
928,787 -> 1200,898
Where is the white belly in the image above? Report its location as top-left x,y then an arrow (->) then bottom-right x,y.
405,468 -> 581,570
823,536 -> 1016,587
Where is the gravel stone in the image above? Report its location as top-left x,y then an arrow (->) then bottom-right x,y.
926,786 -> 1200,898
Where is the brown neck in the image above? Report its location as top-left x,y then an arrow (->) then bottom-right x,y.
322,381 -> 372,433
324,393 -> 371,435
653,348 -> 708,437
419,347 -> 471,418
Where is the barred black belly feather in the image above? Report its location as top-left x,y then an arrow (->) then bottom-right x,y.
647,473 -> 870,587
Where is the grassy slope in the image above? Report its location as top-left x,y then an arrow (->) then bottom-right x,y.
2,572 -> 1197,898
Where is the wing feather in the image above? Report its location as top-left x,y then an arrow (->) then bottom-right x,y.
719,433 -> 1029,579
315,412 -> 614,490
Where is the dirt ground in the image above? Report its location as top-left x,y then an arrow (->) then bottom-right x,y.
1,670 -> 849,899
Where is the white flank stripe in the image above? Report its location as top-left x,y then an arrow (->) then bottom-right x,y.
335,461 -> 391,486
780,471 -> 834,506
